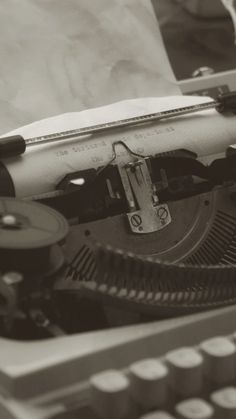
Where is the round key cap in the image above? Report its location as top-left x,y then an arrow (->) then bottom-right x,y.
89,369 -> 132,419
165,347 -> 204,397
211,386 -> 236,418
175,398 -> 215,419
129,358 -> 169,409
139,412 -> 176,419
200,337 -> 236,386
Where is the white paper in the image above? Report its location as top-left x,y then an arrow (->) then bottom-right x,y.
0,0 -> 179,135
3,95 -> 236,197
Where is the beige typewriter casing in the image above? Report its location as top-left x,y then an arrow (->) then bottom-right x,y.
1,70 -> 236,418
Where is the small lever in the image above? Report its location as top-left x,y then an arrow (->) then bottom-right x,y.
118,159 -> 171,234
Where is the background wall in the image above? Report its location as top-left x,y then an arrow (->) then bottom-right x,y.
152,0 -> 236,79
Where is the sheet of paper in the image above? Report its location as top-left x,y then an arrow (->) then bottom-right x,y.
3,95 -> 236,197
0,0 -> 179,135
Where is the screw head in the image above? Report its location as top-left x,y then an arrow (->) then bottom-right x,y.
157,206 -> 169,221
131,214 -> 142,227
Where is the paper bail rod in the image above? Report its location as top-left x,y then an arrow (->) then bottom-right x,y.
0,92 -> 236,158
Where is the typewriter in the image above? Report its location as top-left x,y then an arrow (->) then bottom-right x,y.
0,71 -> 236,418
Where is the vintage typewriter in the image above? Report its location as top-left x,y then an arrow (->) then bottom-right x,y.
1,71 -> 236,418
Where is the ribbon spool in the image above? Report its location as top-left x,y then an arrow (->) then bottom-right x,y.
0,198 -> 69,276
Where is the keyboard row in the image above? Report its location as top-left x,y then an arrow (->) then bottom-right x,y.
87,334 -> 236,418
141,391 -> 236,418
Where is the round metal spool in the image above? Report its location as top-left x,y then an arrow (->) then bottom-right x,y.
0,198 -> 69,275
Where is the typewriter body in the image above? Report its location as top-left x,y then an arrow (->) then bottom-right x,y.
0,70 -> 236,418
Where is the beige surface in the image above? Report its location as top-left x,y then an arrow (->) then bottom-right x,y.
0,0 -> 178,135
